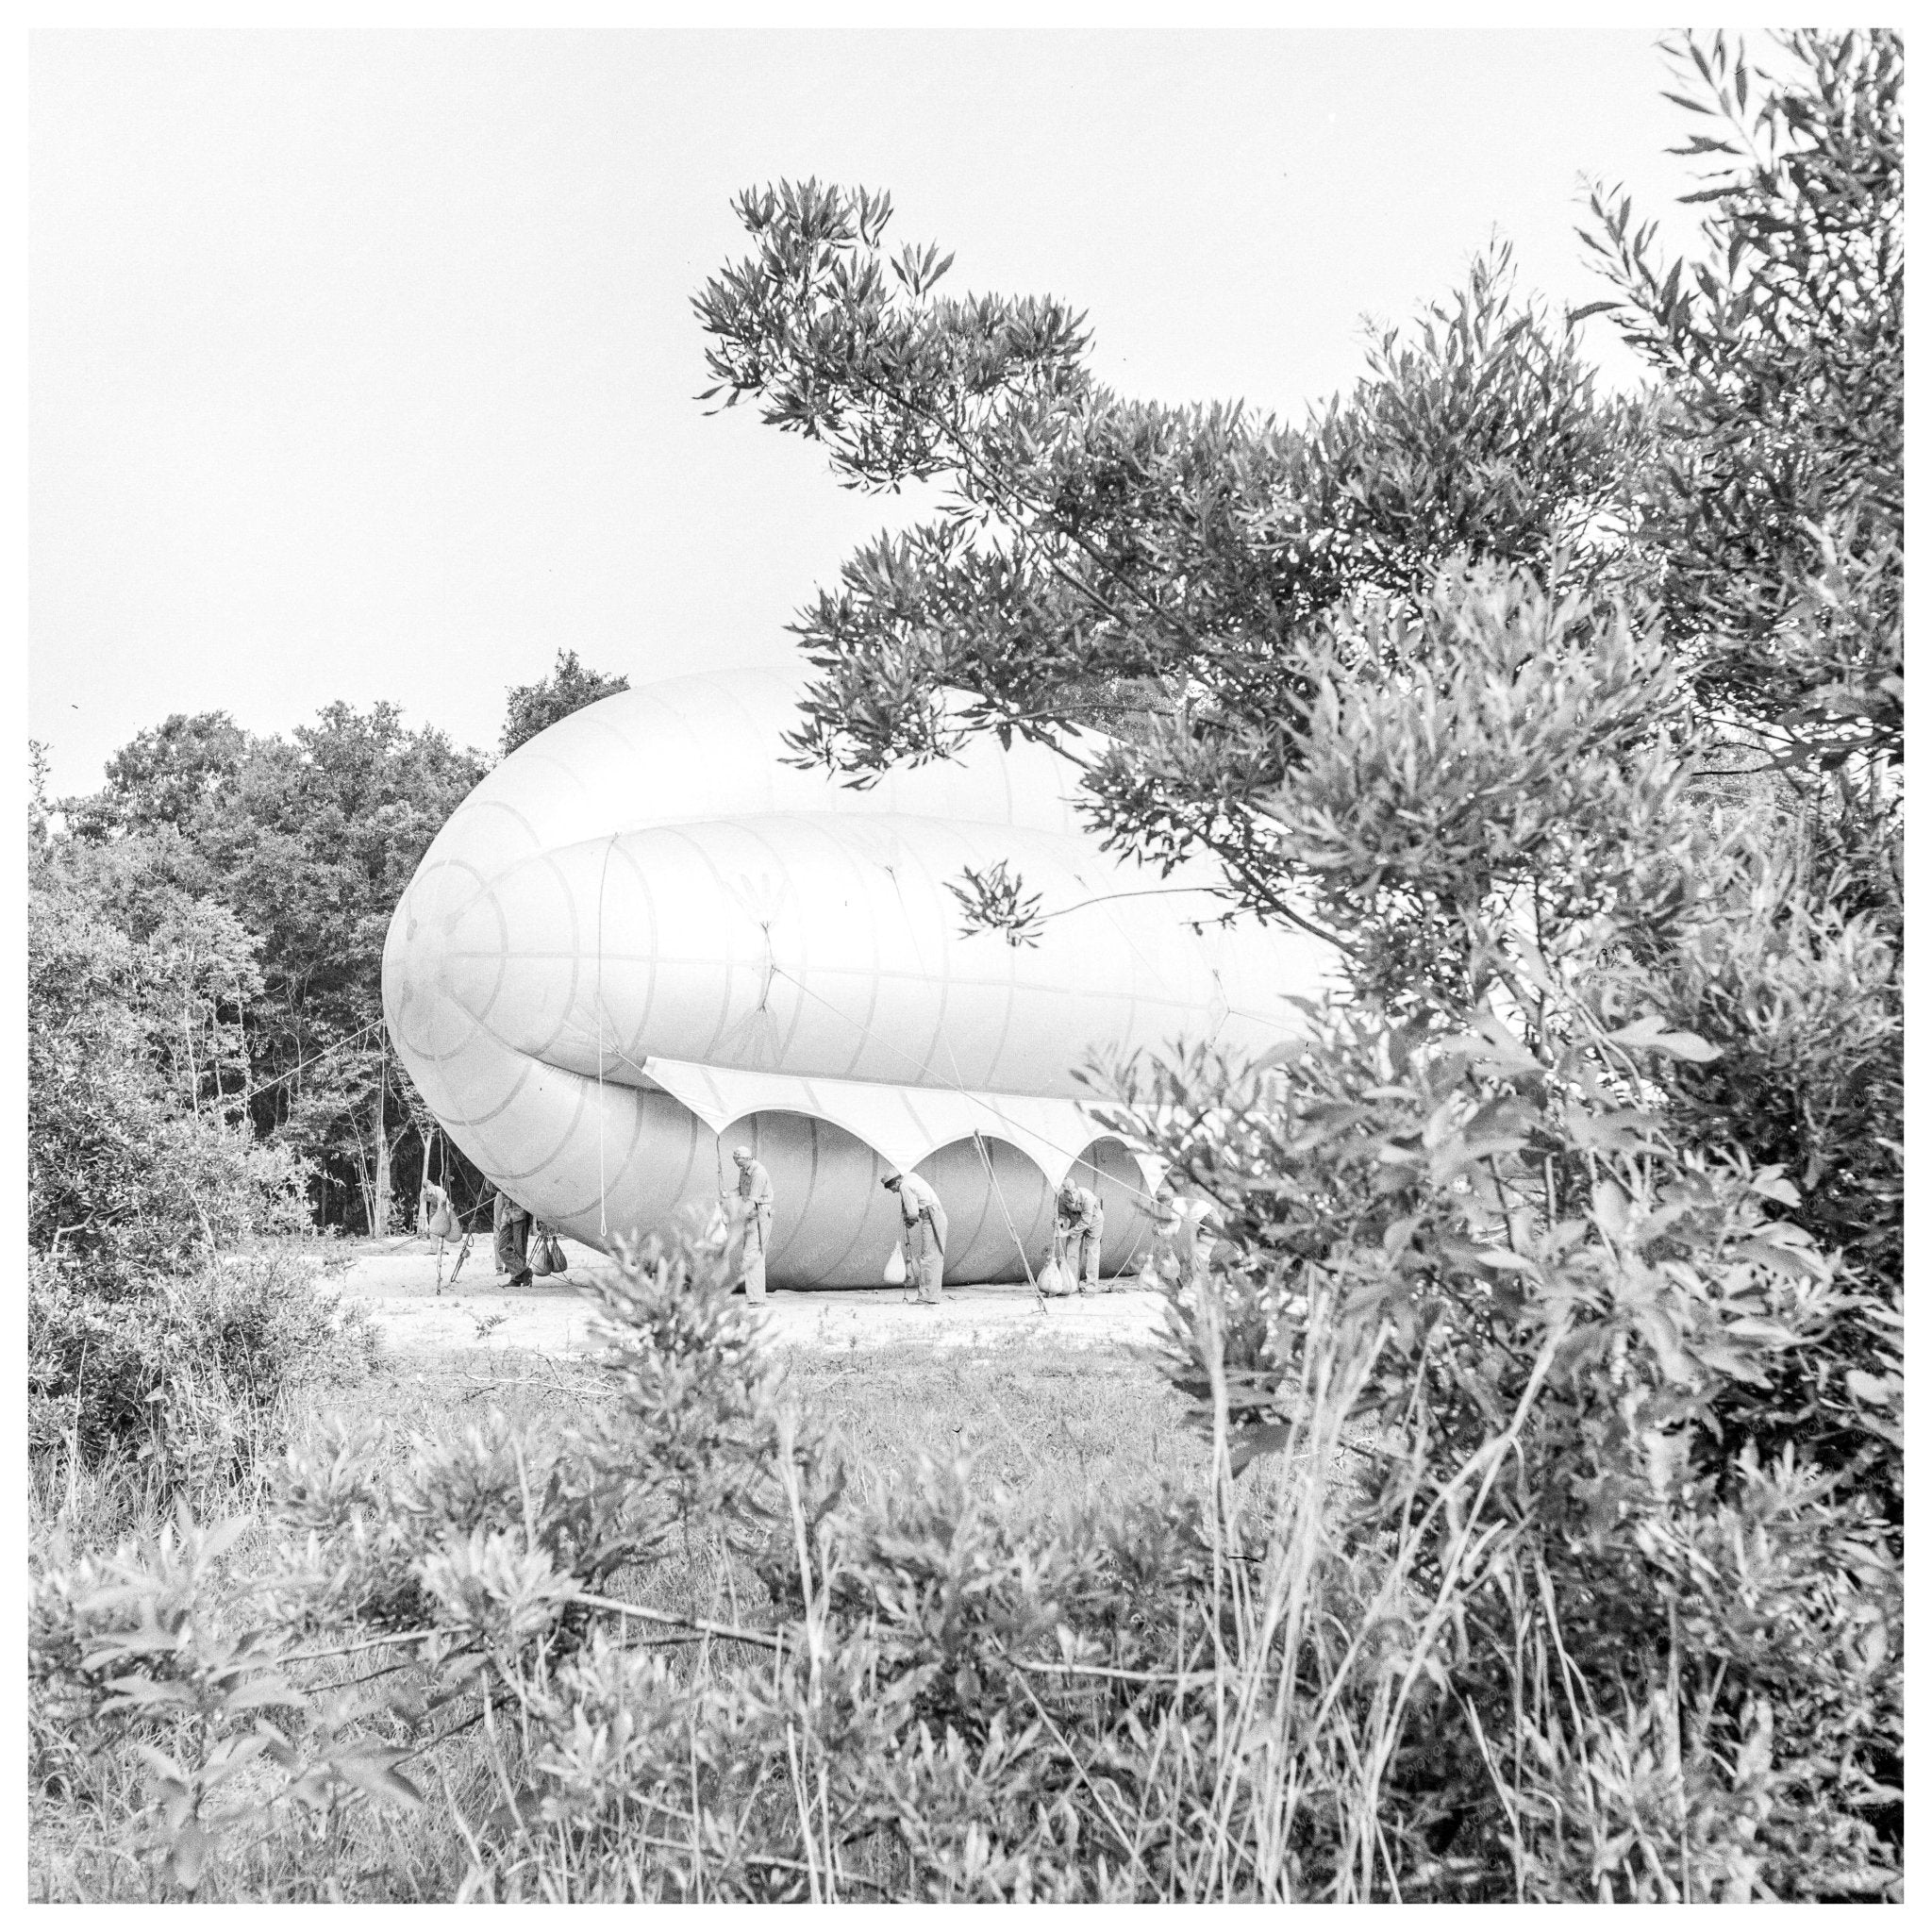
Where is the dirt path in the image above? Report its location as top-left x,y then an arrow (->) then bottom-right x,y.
339,1237 -> 1170,1358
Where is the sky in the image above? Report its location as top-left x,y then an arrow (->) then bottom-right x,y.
29,28 -> 1710,801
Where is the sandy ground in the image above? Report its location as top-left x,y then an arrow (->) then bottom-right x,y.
338,1236 -> 1171,1358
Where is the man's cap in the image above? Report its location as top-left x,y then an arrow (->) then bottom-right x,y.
732,1145 -> 755,1164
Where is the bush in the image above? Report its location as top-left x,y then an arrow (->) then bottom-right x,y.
1607,807 -> 1904,1520
1616,805 -> 1903,1283
28,866 -> 311,1297
27,1250 -> 379,1478
28,1223 -> 1900,1902
1108,999 -> 1901,1898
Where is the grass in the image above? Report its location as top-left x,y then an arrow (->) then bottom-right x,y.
313,1331 -> 1199,1505
788,1340 -> 1205,1504
38,1259 -> 1892,1904
29,1331 -> 1199,1904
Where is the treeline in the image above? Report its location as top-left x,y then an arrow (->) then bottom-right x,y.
27,649 -> 629,1275
688,23 -> 1905,1890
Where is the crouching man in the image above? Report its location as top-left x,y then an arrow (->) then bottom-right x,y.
1148,1187 -> 1216,1299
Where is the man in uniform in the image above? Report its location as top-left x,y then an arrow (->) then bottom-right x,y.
882,1171 -> 948,1305
1054,1177 -> 1106,1294
727,1145 -> 774,1300
492,1187 -> 534,1288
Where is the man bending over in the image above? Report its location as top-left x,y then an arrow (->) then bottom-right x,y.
883,1171 -> 948,1305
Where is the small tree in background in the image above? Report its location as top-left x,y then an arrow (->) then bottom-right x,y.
50,647 -> 639,1241
55,704 -> 488,1237
60,711 -> 251,842
500,648 -> 631,758
27,864 -> 308,1289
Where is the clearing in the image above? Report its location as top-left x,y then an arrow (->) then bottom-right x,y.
337,1234 -> 1172,1360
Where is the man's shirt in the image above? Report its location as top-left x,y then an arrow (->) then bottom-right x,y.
1057,1184 -> 1101,1233
894,1172 -> 943,1226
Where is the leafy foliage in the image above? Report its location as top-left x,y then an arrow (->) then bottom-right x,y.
46,654 -> 629,1241
678,25 -> 1903,1904
31,1221 -> 1900,1901
697,189 -> 1638,940
61,712 -> 251,842
28,1251 -> 376,1475
1580,31 -> 1902,767
54,703 -> 488,1235
1261,564 -> 1689,1013
28,857 -> 308,1290
500,649 -> 631,758
31,1501 -> 425,1894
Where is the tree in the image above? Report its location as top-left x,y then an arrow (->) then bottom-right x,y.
59,703 -> 488,1234
199,703 -> 486,1233
692,30 -> 1902,1892
1581,29 -> 1903,769
29,740 -> 54,852
501,649 -> 631,758
28,859 -> 306,1291
691,43 -> 1900,1279
697,200 -> 1642,947
61,711 -> 249,841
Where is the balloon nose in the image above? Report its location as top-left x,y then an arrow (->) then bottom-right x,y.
385,848 -> 593,1073
383,857 -> 499,1066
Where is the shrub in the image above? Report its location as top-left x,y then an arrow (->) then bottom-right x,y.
1107,991 -> 1901,1900
28,866 -> 311,1297
27,1250 -> 378,1479
30,1220 -> 1900,1902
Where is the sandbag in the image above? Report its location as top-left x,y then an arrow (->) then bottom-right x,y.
882,1242 -> 908,1287
539,1230 -> 567,1275
427,1203 -> 458,1241
528,1225 -> 557,1276
1037,1256 -> 1071,1298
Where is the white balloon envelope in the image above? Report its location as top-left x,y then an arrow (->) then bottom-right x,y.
381,666 -> 1335,1287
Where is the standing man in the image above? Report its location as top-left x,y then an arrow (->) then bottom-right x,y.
1054,1178 -> 1106,1295
883,1171 -> 948,1305
727,1144 -> 774,1301
492,1186 -> 534,1288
